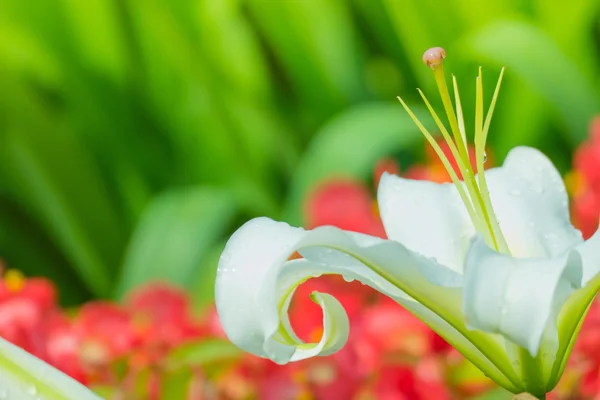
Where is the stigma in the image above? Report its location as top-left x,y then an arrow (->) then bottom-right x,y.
422,47 -> 446,69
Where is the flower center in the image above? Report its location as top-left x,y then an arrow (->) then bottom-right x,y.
398,47 -> 510,254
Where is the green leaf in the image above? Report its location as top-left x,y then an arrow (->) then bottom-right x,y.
472,387 -> 512,400
190,241 -> 225,312
191,0 -> 274,103
246,0 -> 368,121
381,0 -> 464,87
0,196 -> 91,305
160,367 -> 193,399
283,102 -> 429,226
0,77 -> 127,297
166,339 -> 242,369
114,187 -> 236,299
461,20 -> 600,144
534,0 -> 600,83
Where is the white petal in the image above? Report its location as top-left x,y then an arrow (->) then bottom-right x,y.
576,227 -> 600,285
215,217 -> 522,392
485,147 -> 583,259
463,236 -> 582,356
0,337 -> 100,399
377,173 -> 473,273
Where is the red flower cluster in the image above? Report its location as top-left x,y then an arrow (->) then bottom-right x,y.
0,266 -> 208,398
569,117 -> 600,239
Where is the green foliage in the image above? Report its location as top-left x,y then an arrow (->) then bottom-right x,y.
166,339 -> 242,369
113,187 -> 236,299
0,0 -> 598,303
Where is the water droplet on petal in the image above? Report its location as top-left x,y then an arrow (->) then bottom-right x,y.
533,185 -> 544,194
343,275 -> 355,283
27,385 -> 37,396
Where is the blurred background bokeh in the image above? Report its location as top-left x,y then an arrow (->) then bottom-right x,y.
0,0 -> 599,398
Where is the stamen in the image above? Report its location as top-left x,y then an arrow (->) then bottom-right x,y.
452,75 -> 468,147
396,96 -> 482,235
425,51 -> 500,250
414,90 -> 492,244
475,68 -> 510,254
448,75 -> 501,249
399,47 -> 512,254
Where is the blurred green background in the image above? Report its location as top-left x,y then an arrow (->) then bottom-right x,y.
0,0 -> 598,306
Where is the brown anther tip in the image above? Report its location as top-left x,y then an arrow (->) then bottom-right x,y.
423,47 -> 446,68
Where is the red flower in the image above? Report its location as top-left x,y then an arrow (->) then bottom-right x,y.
570,117 -> 600,239
126,283 -> 203,350
305,179 -> 386,238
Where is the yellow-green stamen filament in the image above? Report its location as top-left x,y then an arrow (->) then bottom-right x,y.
475,67 -> 510,253
398,48 -> 510,254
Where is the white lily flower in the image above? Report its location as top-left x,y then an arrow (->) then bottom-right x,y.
0,335 -> 100,399
215,47 -> 600,398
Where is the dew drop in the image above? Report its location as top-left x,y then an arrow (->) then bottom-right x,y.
535,164 -> 544,172
483,151 -> 488,163
343,275 -> 355,283
27,385 -> 37,396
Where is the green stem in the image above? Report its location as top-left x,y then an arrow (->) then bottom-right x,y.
518,347 -> 546,398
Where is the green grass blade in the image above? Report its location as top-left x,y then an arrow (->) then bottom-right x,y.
114,187 -> 236,299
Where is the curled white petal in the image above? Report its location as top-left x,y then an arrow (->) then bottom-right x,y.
215,217 -> 522,391
0,337 -> 100,399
